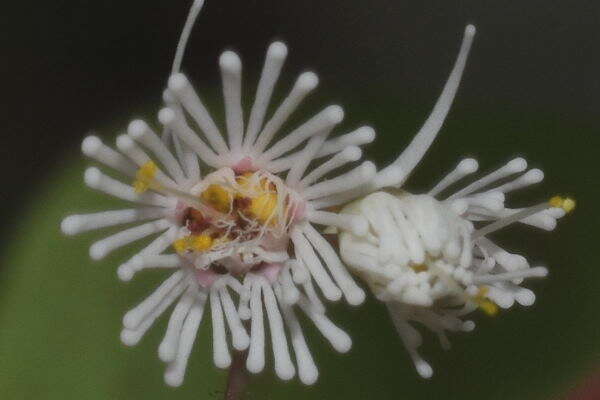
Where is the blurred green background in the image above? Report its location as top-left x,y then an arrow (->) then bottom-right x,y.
1,0 -> 598,399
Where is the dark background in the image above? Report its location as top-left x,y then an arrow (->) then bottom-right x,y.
0,1 -> 599,399
2,0 -> 598,230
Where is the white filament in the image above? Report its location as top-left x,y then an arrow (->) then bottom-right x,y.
167,73 -> 229,154
164,294 -> 206,387
244,41 -> 288,149
128,119 -> 186,183
220,51 -> 245,152
378,25 -> 476,187
259,105 -> 344,163
61,207 -> 165,235
89,219 -> 170,260
291,228 -> 342,301
171,0 -> 206,74
81,136 -> 137,177
253,72 -> 319,153
448,157 -> 527,200
429,158 -> 478,197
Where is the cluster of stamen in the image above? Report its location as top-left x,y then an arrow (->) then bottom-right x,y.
133,162 -> 304,280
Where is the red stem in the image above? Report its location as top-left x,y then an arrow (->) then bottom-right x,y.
224,350 -> 249,400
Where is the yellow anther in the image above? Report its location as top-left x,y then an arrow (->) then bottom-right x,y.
478,300 -> 499,316
173,234 -> 214,253
173,236 -> 192,253
249,192 -> 278,224
473,286 -> 499,317
562,198 -> 576,213
191,235 -> 213,252
201,184 -> 232,213
133,161 -> 158,194
410,264 -> 428,272
549,196 -> 576,213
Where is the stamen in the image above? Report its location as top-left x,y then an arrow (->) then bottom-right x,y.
121,278 -> 188,347
116,136 -> 178,190
549,196 -> 576,213
317,126 -> 376,157
173,234 -> 214,254
473,266 -> 548,284
171,0 -> 206,74
158,107 -> 223,167
61,207 -> 165,235
132,161 -> 158,194
210,288 -> 231,368
291,229 -> 342,301
297,296 -> 352,353
303,223 -> 366,305
81,136 -> 137,177
244,42 -> 288,149
164,295 -> 206,387
117,227 -> 178,281
448,157 -> 527,200
159,285 -> 199,363
247,279 -> 265,373
219,287 -> 250,351
428,158 -> 478,197
261,280 -> 296,380
386,303 -> 433,379
259,105 -> 344,163
252,72 -> 319,153
123,270 -> 187,330
300,146 -> 362,187
266,126 -> 373,174
167,73 -> 229,154
276,291 -> 319,385
220,51 -> 245,152
286,134 -> 328,187
377,25 -> 476,188
89,219 -> 170,260
304,161 -> 376,201
128,119 -> 186,183
485,168 -> 544,194
471,287 -> 499,316
473,196 -> 574,239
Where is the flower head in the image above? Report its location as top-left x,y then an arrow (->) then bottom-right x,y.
61,1 -> 372,386
336,25 -> 574,378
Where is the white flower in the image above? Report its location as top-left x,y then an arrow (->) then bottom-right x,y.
61,0 -> 370,386
337,25 -> 574,378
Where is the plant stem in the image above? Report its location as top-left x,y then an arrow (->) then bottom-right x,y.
224,350 -> 249,400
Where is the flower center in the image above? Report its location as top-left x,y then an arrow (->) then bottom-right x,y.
138,165 -> 306,284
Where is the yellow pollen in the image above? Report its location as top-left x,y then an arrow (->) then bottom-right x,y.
473,286 -> 499,317
173,237 -> 191,253
191,235 -> 213,251
549,196 -> 576,213
201,184 -> 232,213
133,161 -> 158,194
173,234 -> 214,253
249,192 -> 278,224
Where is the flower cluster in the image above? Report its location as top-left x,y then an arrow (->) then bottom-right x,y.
62,37 -> 374,385
337,26 -> 574,377
61,0 -> 573,387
